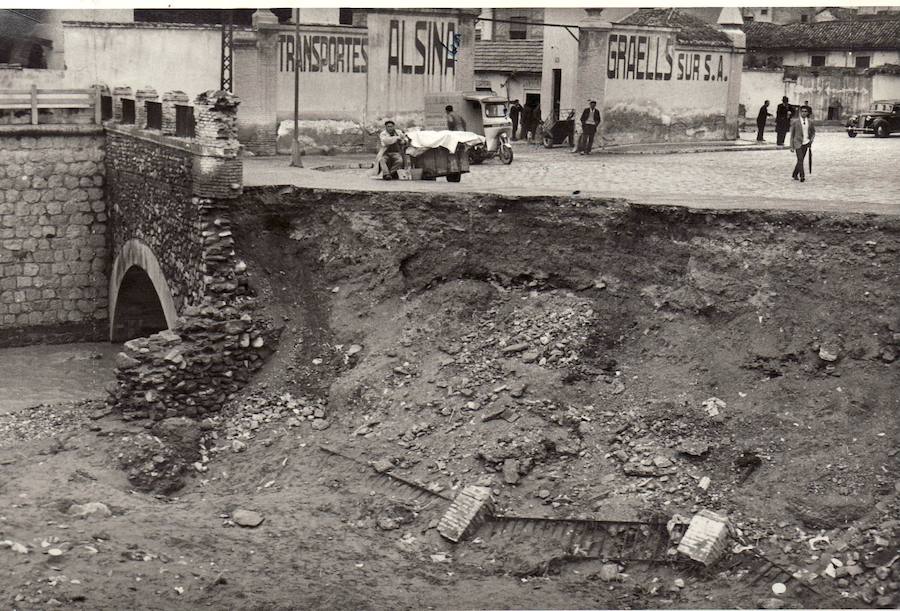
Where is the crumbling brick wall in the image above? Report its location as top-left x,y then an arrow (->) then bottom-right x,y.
0,127 -> 108,347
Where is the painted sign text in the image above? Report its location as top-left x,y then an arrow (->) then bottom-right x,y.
607,34 -> 674,80
278,34 -> 368,73
387,19 -> 457,76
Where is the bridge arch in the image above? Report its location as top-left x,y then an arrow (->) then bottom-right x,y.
109,239 -> 178,342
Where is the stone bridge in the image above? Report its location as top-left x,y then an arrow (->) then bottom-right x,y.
0,87 -> 244,347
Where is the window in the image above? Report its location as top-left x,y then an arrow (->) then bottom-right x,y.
800,14 -> 809,22
338,9 -> 353,25
146,101 -> 162,130
760,8 -> 768,15
509,16 -> 527,40
175,104 -> 195,137
121,98 -> 135,124
855,55 -> 870,68
811,55 -> 826,66
101,95 -> 113,121
484,102 -> 507,118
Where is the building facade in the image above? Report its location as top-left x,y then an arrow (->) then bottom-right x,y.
541,8 -> 745,144
4,8 -> 477,153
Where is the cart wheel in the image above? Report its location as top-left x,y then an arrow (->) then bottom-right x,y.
446,173 -> 461,182
499,145 -> 514,165
542,135 -> 554,149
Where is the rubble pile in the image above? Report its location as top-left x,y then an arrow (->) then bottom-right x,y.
109,303 -> 279,420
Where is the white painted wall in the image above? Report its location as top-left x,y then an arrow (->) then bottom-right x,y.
781,49 -> 900,68
540,8 -> 585,120
872,74 -> 900,101
63,24 -> 220,98
740,70 -> 785,116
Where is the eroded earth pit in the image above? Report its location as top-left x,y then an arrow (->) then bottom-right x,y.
1,189 -> 898,610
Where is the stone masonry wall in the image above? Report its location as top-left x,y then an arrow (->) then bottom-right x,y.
0,127 -> 108,346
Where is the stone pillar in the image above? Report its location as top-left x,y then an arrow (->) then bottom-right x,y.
573,13 -> 612,114
162,91 -> 189,135
235,10 -> 280,156
573,13 -> 612,147
135,87 -> 158,129
719,17 -> 747,141
192,90 -> 243,198
453,10 -> 479,93
112,86 -> 132,123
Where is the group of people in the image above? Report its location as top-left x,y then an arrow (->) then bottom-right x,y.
507,100 -> 542,142
756,97 -> 816,182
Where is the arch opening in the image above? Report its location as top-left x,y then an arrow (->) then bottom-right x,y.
111,266 -> 169,342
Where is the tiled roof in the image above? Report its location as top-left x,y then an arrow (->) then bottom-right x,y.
815,7 -> 859,21
474,40 -> 543,73
744,19 -> 900,50
617,8 -> 733,48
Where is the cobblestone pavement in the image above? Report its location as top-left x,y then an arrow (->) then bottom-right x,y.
244,132 -> 900,215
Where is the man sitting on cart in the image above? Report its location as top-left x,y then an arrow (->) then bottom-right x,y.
373,120 -> 410,180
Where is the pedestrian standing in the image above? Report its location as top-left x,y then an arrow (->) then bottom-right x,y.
578,100 -> 601,155
775,96 -> 792,147
509,99 -> 522,141
445,105 -> 467,131
528,103 -> 542,143
756,100 -> 772,142
520,104 -> 531,141
801,100 -> 813,118
789,106 -> 815,183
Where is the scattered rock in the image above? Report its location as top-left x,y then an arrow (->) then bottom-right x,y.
311,418 -> 331,431
818,346 -> 839,362
232,509 -> 265,528
67,502 -> 112,519
502,459 -> 520,485
377,517 -> 399,530
371,458 -> 394,474
501,342 -> 529,354
537,489 -> 551,499
597,563 -> 620,582
759,597 -> 785,609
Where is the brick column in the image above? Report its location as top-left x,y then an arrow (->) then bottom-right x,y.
135,87 -> 158,129
192,90 -> 243,198
112,86 -> 132,123
162,91 -> 189,135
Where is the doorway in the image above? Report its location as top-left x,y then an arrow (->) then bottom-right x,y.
551,69 -> 562,121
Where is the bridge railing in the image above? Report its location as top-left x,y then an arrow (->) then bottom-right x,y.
0,85 -> 102,125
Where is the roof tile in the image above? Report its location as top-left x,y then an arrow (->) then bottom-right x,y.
474,40 -> 543,73
744,19 -> 900,51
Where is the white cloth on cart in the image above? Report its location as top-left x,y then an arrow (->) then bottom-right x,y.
407,130 -> 485,151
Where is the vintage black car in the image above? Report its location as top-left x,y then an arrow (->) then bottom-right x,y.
847,100 -> 900,137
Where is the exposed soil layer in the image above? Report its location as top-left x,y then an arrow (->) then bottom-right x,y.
1,189 -> 898,610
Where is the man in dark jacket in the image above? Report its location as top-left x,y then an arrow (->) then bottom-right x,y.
578,101 -> 601,155
756,100 -> 772,142
775,96 -> 792,147
509,99 -> 523,141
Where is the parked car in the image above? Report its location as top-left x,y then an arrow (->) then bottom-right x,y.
846,100 -> 900,138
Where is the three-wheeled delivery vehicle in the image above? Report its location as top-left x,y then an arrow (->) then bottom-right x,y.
425,91 -> 514,165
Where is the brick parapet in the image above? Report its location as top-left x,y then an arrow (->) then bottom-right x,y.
134,87 -> 158,130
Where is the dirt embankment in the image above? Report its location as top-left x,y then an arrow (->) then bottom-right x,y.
1,189 -> 898,610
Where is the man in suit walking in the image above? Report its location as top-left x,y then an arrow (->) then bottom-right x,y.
789,106 -> 815,182
578,100 -> 601,155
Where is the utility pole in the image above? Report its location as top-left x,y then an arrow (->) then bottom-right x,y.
291,8 -> 303,167
220,9 -> 234,92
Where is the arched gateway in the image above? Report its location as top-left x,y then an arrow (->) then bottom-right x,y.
109,239 -> 178,342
